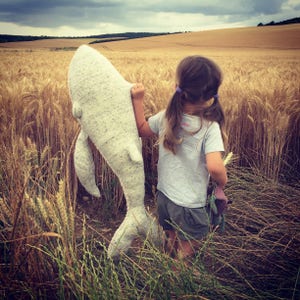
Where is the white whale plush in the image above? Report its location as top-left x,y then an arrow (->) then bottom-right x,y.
68,45 -> 160,258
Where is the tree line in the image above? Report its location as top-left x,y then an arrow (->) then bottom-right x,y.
257,17 -> 300,27
0,32 -> 179,43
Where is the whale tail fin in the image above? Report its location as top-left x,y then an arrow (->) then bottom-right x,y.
107,208 -> 161,258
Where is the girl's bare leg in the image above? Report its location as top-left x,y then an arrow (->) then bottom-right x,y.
164,229 -> 177,257
177,239 -> 198,259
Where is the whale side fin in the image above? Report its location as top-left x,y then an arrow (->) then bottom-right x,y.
127,143 -> 143,163
74,130 -> 101,197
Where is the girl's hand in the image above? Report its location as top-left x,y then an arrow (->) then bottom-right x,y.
131,83 -> 145,101
130,82 -> 154,137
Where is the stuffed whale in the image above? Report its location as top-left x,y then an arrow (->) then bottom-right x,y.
68,45 -> 160,258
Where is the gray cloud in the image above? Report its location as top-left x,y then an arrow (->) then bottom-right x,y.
0,0 -> 298,35
252,0 -> 288,14
0,0 -> 125,27
122,0 -> 288,15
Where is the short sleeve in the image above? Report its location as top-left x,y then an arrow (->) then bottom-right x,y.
148,110 -> 165,135
203,122 -> 224,154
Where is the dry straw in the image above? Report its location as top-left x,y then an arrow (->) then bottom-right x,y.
0,46 -> 299,298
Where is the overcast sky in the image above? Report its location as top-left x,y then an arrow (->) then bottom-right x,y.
0,0 -> 299,36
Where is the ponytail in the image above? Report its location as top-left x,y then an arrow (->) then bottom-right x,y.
203,94 -> 224,125
163,91 -> 183,154
203,94 -> 228,147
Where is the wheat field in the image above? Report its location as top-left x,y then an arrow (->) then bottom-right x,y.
0,25 -> 300,299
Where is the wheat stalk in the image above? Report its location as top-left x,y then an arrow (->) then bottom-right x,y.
0,197 -> 12,226
223,152 -> 233,166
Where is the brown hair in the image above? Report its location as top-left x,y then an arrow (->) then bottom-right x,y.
163,55 -> 226,154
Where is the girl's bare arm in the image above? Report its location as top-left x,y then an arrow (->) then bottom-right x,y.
131,83 -> 155,137
206,152 -> 228,188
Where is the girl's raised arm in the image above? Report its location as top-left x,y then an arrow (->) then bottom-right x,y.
131,83 -> 155,137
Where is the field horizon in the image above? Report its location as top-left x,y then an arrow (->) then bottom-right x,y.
0,24 -> 299,52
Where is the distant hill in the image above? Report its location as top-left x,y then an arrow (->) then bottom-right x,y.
93,24 -> 300,52
0,32 -> 179,43
257,17 -> 300,27
1,24 -> 299,50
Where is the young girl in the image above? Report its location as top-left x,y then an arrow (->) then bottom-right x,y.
131,55 -> 228,259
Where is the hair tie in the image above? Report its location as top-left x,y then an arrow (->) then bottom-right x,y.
213,94 -> 219,101
176,86 -> 182,93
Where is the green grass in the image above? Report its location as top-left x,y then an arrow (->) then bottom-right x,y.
1,165 -> 299,299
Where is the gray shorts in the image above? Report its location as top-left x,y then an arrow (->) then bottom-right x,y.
157,190 -> 209,240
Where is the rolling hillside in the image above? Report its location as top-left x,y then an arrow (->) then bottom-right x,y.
0,24 -> 299,51
95,24 -> 300,51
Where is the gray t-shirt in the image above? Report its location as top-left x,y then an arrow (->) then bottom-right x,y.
148,110 -> 224,208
